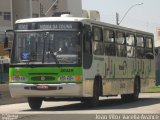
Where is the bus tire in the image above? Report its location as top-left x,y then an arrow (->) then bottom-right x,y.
121,77 -> 140,101
131,77 -> 140,100
90,77 -> 100,107
28,97 -> 43,110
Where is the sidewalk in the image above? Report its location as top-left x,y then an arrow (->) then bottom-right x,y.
0,84 -> 26,105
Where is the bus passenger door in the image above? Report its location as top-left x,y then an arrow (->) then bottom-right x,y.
83,25 -> 93,69
82,24 -> 93,96
143,37 -> 155,89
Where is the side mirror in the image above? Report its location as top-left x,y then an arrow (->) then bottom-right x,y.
4,29 -> 14,48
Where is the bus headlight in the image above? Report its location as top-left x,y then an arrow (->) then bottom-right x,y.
9,76 -> 27,81
59,76 -> 81,81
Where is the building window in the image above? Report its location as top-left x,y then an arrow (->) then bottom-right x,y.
0,12 -> 2,16
4,12 -> 11,20
32,0 -> 39,2
158,30 -> 160,38
32,13 -> 39,18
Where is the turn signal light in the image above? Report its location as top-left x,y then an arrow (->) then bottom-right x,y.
75,76 -> 81,81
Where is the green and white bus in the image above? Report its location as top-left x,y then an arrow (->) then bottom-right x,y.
5,15 -> 155,109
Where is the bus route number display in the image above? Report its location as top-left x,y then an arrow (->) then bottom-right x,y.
16,22 -> 80,30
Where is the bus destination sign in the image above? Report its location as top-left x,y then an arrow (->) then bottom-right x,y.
16,22 -> 81,30
39,23 -> 73,29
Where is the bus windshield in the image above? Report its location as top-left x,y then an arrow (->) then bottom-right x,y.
11,31 -> 81,65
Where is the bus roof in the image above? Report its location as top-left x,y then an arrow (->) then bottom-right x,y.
15,16 -> 88,23
15,16 -> 153,36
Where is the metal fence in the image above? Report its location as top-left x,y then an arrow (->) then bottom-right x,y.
0,63 -> 9,84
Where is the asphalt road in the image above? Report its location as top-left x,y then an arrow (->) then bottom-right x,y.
0,93 -> 160,120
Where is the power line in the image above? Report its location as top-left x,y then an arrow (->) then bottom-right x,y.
45,0 -> 58,16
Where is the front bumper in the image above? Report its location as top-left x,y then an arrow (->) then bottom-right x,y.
9,83 -> 83,98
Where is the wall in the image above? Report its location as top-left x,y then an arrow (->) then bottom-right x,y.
56,0 -> 82,17
32,0 -> 54,17
156,27 -> 160,47
0,0 -> 11,28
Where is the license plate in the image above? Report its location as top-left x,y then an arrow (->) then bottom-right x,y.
36,85 -> 48,90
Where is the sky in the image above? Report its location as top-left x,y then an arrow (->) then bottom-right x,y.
82,0 -> 160,37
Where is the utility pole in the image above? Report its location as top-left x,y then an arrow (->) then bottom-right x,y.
40,3 -> 44,17
45,0 -> 82,17
116,3 -> 143,26
116,12 -> 119,25
45,0 -> 58,16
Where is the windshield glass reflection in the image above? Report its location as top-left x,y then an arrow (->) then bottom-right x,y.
12,31 -> 81,65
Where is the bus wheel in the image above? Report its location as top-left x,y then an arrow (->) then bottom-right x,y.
121,77 -> 140,101
90,78 -> 100,107
28,97 -> 43,110
131,78 -> 140,101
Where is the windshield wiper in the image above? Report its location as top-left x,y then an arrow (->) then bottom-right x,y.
42,32 -> 61,65
47,48 -> 59,65
46,48 -> 62,65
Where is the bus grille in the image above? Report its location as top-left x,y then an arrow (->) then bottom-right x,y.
31,76 -> 55,81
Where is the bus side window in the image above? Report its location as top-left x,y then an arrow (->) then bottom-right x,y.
93,26 -> 104,55
116,31 -> 126,57
104,29 -> 116,56
145,37 -> 154,59
136,36 -> 145,59
126,34 -> 135,57
155,48 -> 159,56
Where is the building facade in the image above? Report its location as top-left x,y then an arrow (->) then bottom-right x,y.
0,0 -> 82,30
0,0 -> 55,56
156,27 -> 160,47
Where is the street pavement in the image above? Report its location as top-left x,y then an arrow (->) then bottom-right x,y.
0,93 -> 160,114
0,93 -> 160,120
